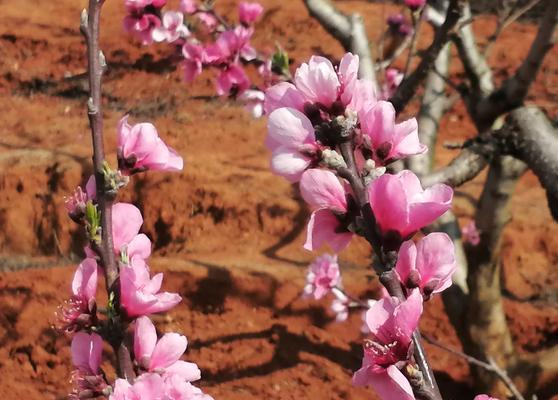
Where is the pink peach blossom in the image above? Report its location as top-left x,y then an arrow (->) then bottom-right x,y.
152,11 -> 190,43
134,316 -> 201,381
117,115 -> 183,173
123,11 -> 161,46
197,12 -> 218,30
216,64 -> 250,96
381,68 -> 403,100
239,2 -> 264,25
266,108 -> 319,182
300,169 -> 353,251
303,254 -> 341,299
353,290 -> 423,400
70,332 -> 106,399
239,89 -> 265,118
57,258 -> 99,333
368,170 -> 453,239
125,0 -> 166,10
395,233 -> 457,296
294,56 -> 340,107
338,53 -> 360,106
462,220 -> 481,246
120,258 -> 182,317
346,79 -> 378,115
182,43 -> 205,82
112,202 -> 144,254
474,396 -> 499,400
360,101 -> 426,164
72,258 -> 98,303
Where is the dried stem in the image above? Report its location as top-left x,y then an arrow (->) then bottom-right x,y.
81,0 -> 135,381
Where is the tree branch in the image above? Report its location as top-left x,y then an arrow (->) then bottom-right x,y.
303,0 -> 378,90
422,334 -> 526,400
474,0 -> 558,129
390,0 -> 464,114
81,0 -> 134,381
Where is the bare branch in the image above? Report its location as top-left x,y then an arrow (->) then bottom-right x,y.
389,0 -> 464,114
421,144 -> 491,188
474,0 -> 558,129
82,0 -> 135,381
494,106 -> 558,220
303,0 -> 377,90
407,42 -> 452,176
452,1 -> 494,97
423,334 -> 526,400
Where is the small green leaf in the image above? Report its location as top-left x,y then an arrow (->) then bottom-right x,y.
271,45 -> 290,77
85,200 -> 101,244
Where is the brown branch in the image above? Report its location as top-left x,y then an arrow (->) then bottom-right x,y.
389,0 -> 464,115
474,0 -> 558,129
303,0 -> 378,90
451,1 -> 494,99
81,0 -> 135,381
465,155 -> 527,396
422,334 -> 526,400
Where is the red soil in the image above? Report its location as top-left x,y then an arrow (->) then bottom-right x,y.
0,1 -> 557,399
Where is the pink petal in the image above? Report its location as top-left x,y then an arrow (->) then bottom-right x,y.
239,1 -> 264,25
264,82 -> 306,114
407,184 -> 453,233
361,101 -> 396,150
165,360 -> 201,381
415,232 -> 456,293
71,332 -> 103,373
266,107 -> 315,151
393,289 -> 423,343
360,365 -> 415,400
145,272 -> 164,294
294,56 -> 339,106
299,169 -> 347,212
304,209 -> 353,252
270,148 -> 312,183
368,173 -> 410,236
134,316 -> 158,365
349,79 -> 378,115
72,257 -> 98,301
112,203 -> 143,253
394,240 -> 418,287
117,115 -> 133,148
127,233 -> 152,262
339,53 -> 359,104
150,332 -> 187,370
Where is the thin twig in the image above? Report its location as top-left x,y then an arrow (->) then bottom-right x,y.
422,334 -> 526,400
81,0 -> 135,381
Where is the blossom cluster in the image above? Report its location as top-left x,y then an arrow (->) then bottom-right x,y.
61,116 -> 212,399
263,52 -> 459,399
123,0 -> 274,117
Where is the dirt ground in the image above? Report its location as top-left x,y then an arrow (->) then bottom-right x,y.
0,0 -> 557,399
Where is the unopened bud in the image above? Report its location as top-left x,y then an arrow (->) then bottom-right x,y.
321,149 -> 347,169
80,9 -> 88,29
